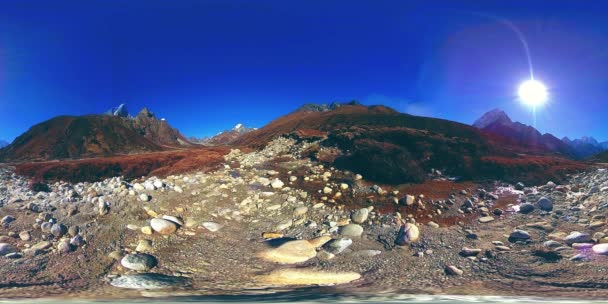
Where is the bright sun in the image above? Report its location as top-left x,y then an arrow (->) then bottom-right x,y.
518,79 -> 548,107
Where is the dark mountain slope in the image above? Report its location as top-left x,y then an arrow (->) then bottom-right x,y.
0,115 -> 162,161
0,108 -> 193,162
235,103 -> 585,185
473,109 -> 576,158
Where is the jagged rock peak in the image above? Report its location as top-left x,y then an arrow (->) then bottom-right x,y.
137,107 -> 155,118
473,109 -> 512,129
297,100 -> 362,113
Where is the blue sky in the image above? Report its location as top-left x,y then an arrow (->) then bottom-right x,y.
1,0 -> 608,142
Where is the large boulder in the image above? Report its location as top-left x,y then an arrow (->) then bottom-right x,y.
395,223 -> 420,246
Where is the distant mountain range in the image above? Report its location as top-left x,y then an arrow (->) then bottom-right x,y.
562,136 -> 608,159
0,102 -> 591,185
0,140 -> 8,148
472,109 -> 575,158
189,124 -> 256,146
0,106 -> 192,162
473,109 -> 608,159
297,100 -> 361,112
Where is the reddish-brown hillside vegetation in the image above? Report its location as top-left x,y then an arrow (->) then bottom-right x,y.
0,108 -> 193,162
0,115 -> 162,162
236,104 -> 587,185
14,147 -> 230,183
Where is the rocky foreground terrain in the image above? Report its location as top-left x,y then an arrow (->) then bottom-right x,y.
2,137 -> 608,300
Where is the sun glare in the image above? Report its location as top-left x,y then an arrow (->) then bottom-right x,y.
518,79 -> 548,107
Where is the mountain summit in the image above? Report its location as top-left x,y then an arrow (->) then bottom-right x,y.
472,109 -> 512,129
193,123 -> 256,146
0,107 -> 192,161
473,109 -> 575,158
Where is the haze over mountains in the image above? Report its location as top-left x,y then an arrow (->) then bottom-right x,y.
473,109 -> 608,159
190,124 -> 256,146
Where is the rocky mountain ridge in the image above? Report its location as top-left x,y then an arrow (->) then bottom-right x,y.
473,109 -> 576,158
190,123 -> 256,146
562,136 -> 608,159
0,107 -> 192,162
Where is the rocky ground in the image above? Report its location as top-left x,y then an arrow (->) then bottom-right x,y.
2,137 -> 608,300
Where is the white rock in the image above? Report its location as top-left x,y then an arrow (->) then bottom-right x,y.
150,218 -> 177,235
202,222 -> 223,232
270,178 -> 284,189
153,180 -> 164,189
592,243 -> 608,255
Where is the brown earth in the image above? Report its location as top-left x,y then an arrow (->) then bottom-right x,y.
14,147 -> 231,183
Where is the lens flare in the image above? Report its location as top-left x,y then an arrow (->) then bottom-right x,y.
518,79 -> 548,107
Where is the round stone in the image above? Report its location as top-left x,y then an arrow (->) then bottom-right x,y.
50,224 -> 68,238
150,218 -> 177,235
57,241 -> 72,254
19,231 -> 31,241
340,224 -> 364,238
153,180 -> 164,189
509,229 -> 530,241
293,206 -> 308,217
121,253 -> 158,271
395,223 -> 420,245
139,193 -> 150,202
519,203 -> 535,214
351,208 -> 369,224
0,243 -> 18,256
270,178 -> 284,189
592,243 -> 608,255
537,197 -> 553,211
70,235 -> 85,247
202,222 -> 223,232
